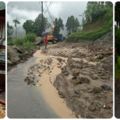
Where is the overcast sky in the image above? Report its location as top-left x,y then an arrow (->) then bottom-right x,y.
8,1 -> 87,26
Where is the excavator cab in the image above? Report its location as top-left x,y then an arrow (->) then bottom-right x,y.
42,32 -> 57,44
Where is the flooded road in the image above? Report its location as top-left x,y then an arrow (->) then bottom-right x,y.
7,57 -> 58,118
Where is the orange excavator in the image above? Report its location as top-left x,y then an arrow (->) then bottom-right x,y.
43,32 -> 57,44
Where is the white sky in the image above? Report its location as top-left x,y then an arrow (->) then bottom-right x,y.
7,2 -> 87,26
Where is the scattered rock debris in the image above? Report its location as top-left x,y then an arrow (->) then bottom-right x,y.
24,32 -> 112,118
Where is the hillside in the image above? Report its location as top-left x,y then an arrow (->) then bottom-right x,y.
66,2 -> 112,42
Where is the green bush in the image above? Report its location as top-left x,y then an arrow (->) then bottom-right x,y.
23,40 -> 35,51
8,33 -> 36,51
13,38 -> 24,46
25,33 -> 36,42
66,4 -> 112,42
66,23 -> 112,42
66,15 -> 112,42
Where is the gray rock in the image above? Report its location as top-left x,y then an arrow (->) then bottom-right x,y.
35,37 -> 42,45
73,75 -> 90,84
7,46 -> 20,64
101,84 -> 112,91
92,87 -> 102,94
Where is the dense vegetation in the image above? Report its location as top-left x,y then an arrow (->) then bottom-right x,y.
7,2 -> 113,49
8,33 -> 36,51
7,11 -> 80,49
115,2 -> 120,80
7,13 -> 48,51
66,16 -> 79,34
66,2 -> 113,42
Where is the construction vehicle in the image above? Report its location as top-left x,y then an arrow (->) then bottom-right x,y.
42,32 -> 64,44
43,32 -> 57,44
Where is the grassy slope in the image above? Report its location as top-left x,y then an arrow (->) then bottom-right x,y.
66,7 -> 112,42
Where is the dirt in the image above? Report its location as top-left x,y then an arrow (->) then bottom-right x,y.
24,50 -> 74,118
0,103 -> 5,118
7,45 -> 39,70
24,32 -> 113,118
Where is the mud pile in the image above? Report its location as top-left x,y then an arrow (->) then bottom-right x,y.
54,33 -> 113,118
23,32 -> 113,118
24,55 -> 66,86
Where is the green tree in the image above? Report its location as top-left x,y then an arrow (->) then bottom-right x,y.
53,18 -> 64,36
115,2 -> 120,56
33,13 -> 48,36
58,18 -> 64,29
23,20 -> 34,34
84,2 -> 112,24
7,22 -> 13,37
66,16 -> 79,34
115,2 -> 120,28
13,19 -> 20,38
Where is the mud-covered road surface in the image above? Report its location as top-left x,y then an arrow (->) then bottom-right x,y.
7,32 -> 113,118
24,32 -> 113,118
7,57 -> 59,118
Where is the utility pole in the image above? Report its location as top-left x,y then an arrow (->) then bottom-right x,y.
41,1 -> 44,34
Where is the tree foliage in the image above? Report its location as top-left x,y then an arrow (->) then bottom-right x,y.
66,2 -> 112,42
53,18 -> 64,36
115,2 -> 120,57
7,22 -> 13,37
23,14 -> 48,36
66,16 -> 79,34
33,14 -> 48,36
23,20 -> 34,34
115,2 -> 120,28
13,19 -> 20,27
84,2 -> 112,24
13,19 -> 20,38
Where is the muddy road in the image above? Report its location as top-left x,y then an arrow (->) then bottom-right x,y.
7,32 -> 113,118
24,40 -> 112,118
7,57 -> 59,118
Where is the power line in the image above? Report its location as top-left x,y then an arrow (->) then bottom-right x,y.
44,2 -> 52,14
44,2 -> 55,23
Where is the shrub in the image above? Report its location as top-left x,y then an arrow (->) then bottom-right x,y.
25,33 -> 36,42
8,33 -> 36,51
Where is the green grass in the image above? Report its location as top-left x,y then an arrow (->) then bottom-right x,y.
66,23 -> 112,42
66,7 -> 112,42
8,33 -> 36,51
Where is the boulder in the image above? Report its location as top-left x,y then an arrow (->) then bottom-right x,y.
35,37 -> 42,45
72,75 -> 90,85
7,46 -> 20,64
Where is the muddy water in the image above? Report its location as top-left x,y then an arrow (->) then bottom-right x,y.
7,57 -> 58,118
33,50 -> 75,118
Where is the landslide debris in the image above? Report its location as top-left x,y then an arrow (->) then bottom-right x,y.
53,33 -> 113,118
24,32 -> 112,118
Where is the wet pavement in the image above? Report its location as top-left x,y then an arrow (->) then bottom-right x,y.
7,57 -> 58,118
